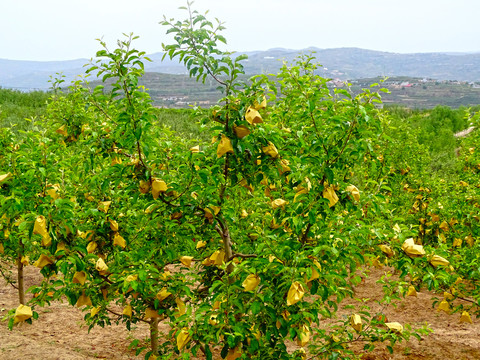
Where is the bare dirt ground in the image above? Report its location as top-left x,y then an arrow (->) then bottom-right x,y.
1,265 -> 479,360
340,267 -> 480,360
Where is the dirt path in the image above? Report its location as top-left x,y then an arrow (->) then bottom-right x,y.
1,265 -> 479,359
454,126 -> 475,138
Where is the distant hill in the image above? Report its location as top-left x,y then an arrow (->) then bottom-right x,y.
134,73 -> 480,109
2,48 -> 480,90
0,58 -> 89,90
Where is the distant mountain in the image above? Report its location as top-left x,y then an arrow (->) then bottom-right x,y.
2,48 -> 480,90
234,47 -> 480,82
0,58 -> 89,90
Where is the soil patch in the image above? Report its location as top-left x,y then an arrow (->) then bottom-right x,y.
1,265 -> 479,359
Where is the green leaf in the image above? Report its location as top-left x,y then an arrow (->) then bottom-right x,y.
235,54 -> 248,62
220,344 -> 229,359
251,301 -> 262,315
205,344 -> 213,360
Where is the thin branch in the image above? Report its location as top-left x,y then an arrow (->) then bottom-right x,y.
186,2 -> 227,87
218,153 -> 230,203
157,193 -> 180,208
300,223 -> 313,245
0,266 -> 18,290
105,307 -> 151,324
455,296 -> 479,305
228,252 -> 257,261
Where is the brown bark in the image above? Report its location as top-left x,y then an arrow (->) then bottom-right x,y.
150,318 -> 159,356
17,254 -> 25,305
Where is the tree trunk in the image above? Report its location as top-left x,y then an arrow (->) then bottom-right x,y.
150,318 -> 159,356
216,222 -> 234,274
17,253 -> 25,305
222,227 -> 234,274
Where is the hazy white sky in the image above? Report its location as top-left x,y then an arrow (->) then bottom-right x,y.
1,0 -> 479,61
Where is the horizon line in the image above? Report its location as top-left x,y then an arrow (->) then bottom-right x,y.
2,46 -> 480,62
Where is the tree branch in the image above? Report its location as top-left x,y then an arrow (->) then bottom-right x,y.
228,252 -> 257,261
105,307 -> 151,324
